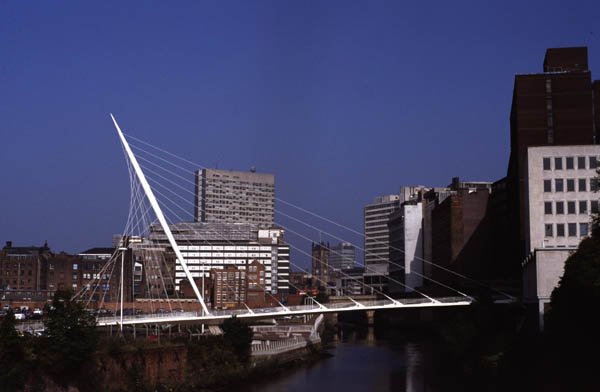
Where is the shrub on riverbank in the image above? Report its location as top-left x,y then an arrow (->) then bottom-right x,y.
0,290 -> 99,392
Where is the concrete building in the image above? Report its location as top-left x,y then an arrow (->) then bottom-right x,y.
329,242 -> 356,270
364,194 -> 401,269
507,47 -> 600,270
194,168 -> 275,228
388,201 -> 424,293
311,242 -> 330,288
149,222 -> 289,295
335,267 -> 365,296
522,145 -> 600,329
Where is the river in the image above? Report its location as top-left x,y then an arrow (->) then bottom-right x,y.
238,325 -> 474,392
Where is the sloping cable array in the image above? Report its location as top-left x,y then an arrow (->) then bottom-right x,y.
123,136 -> 477,303
124,132 -> 513,300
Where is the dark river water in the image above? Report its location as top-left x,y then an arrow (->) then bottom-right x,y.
238,326 -> 471,392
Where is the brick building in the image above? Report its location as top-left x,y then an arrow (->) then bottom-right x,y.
431,181 -> 494,286
0,241 -> 52,292
210,266 -> 247,310
507,47 -> 600,269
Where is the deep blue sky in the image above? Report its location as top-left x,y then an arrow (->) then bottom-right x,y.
1,1 -> 599,267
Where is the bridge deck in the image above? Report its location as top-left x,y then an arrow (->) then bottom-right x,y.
96,297 -> 472,327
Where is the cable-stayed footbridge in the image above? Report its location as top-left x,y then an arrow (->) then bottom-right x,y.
74,115 -> 513,329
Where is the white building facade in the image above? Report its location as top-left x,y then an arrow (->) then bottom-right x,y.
194,168 -> 275,228
364,194 -> 400,268
523,145 -> 600,329
388,202 -> 424,293
149,223 -> 289,294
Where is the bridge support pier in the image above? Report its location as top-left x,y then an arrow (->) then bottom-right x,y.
366,310 -> 375,326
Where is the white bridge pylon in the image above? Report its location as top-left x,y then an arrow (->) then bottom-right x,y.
111,114 -> 210,316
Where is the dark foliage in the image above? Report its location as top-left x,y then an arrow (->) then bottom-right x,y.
40,289 -> 98,387
0,311 -> 29,391
221,316 -> 253,362
546,234 -> 600,358
315,286 -> 329,304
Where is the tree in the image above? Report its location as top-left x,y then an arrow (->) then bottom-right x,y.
41,289 -> 98,384
545,189 -> 600,363
0,310 -> 28,391
221,316 -> 253,362
545,235 -> 600,347
315,286 -> 329,304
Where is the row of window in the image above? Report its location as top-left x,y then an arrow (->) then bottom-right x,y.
544,223 -> 589,238
543,178 -> 598,193
544,200 -> 598,215
543,156 -> 598,171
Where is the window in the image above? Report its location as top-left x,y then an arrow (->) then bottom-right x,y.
578,156 -> 586,169
555,179 -> 564,192
592,201 -> 599,214
580,223 -> 589,237
543,158 -> 551,170
556,224 -> 565,237
592,178 -> 598,192
590,156 -> 598,169
568,223 -> 577,237
73,264 -> 78,270
544,202 -> 553,214
579,178 -> 587,192
556,201 -> 564,214
568,201 -> 576,214
566,157 -> 574,169
579,201 -> 588,214
544,180 -> 552,192
555,157 -> 563,170
545,224 -> 553,237
567,179 -> 575,192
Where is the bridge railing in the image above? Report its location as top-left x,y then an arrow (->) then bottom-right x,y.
251,335 -> 321,356
93,296 -> 473,326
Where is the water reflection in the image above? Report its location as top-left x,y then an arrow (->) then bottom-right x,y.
237,325 -> 444,392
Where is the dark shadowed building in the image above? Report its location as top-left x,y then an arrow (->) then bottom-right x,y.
431,180 -> 494,288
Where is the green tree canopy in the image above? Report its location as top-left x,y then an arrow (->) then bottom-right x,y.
221,316 -> 253,362
41,289 -> 98,383
0,310 -> 28,391
546,224 -> 600,354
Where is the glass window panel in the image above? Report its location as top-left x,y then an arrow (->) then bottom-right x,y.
543,158 -> 551,170
556,201 -> 564,214
567,201 -> 576,214
544,180 -> 552,193
566,157 -> 574,169
544,202 -> 553,214
555,179 -> 564,192
567,179 -> 575,192
580,223 -> 589,237
579,201 -> 588,214
578,156 -> 586,169
579,178 -> 587,192
545,224 -> 553,237
556,224 -> 565,237
555,157 -> 563,170
568,223 -> 577,237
